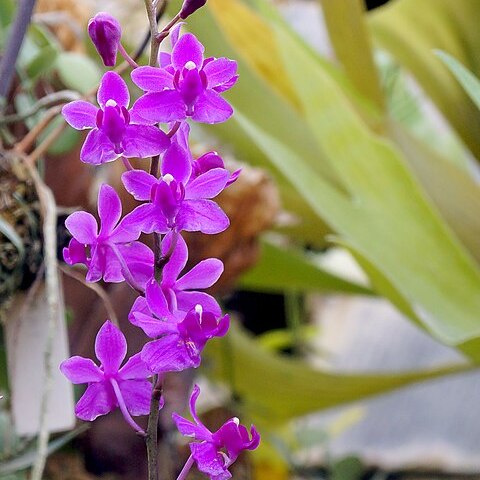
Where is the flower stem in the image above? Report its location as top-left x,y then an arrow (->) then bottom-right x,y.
118,42 -> 140,69
110,378 -> 146,436
146,375 -> 163,480
176,455 -> 194,480
121,156 -> 135,171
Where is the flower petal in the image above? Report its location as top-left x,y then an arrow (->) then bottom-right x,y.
116,242 -> 154,287
162,233 -> 188,284
122,124 -> 170,158
145,278 -> 172,319
131,91 -> 186,123
141,336 -> 198,372
130,311 -> 177,338
172,33 -> 204,70
203,58 -> 238,89
97,184 -> 122,237
176,291 -> 222,317
95,320 -> 127,374
119,353 -> 151,380
176,258 -> 223,290
185,168 -> 229,200
190,442 -> 230,480
177,200 -> 229,234
131,66 -> 174,92
62,101 -> 98,130
60,356 -> 102,384
97,71 -> 130,108
192,90 -> 233,124
80,129 -> 119,165
65,211 -> 98,244
85,245 -> 104,283
75,382 -> 116,421
162,142 -> 192,184
63,238 -> 88,266
118,379 -> 152,416
122,170 -> 157,201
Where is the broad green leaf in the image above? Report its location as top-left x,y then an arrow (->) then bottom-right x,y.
0,0 -> 14,28
205,322 -> 472,423
274,25 -> 480,346
55,52 -> 102,94
369,0 -> 480,161
319,0 -> 385,113
435,50 -> 480,112
239,239 -> 371,295
25,45 -> 58,80
235,106 -> 480,346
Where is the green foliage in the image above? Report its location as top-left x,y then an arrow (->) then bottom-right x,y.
55,52 -> 103,95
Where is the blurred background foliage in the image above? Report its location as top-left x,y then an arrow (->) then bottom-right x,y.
2,0 -> 480,477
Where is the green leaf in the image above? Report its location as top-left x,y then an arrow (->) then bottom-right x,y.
0,0 -> 14,28
435,50 -> 480,112
239,239 -> 371,295
205,322 -> 471,423
273,25 -> 480,346
369,0 -> 480,161
0,425 -> 89,476
55,52 -> 102,94
331,456 -> 364,480
25,45 -> 58,80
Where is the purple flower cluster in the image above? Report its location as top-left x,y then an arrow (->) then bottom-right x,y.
60,4 -> 259,479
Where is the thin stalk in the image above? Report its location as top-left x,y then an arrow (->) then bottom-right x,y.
121,156 -> 135,171
118,42 -> 140,69
176,455 -> 194,480
146,375 -> 163,480
0,0 -> 37,100
110,378 -> 146,436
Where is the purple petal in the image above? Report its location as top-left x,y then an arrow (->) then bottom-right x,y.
185,168 -> 229,200
177,200 -> 229,234
203,58 -> 237,89
101,247 -> 124,283
176,258 -> 223,290
119,352 -> 152,380
118,379 -> 152,416
131,66 -> 174,92
62,100 -> 98,130
170,23 -> 184,48
159,52 -> 172,68
145,279 -> 172,319
174,121 -> 191,151
161,142 -> 192,184
172,33 -> 204,70
75,382 -> 116,421
125,203 -> 168,235
110,211 -> 145,243
60,356 -> 102,384
122,125 -> 170,158
95,320 -> 127,374
131,91 -> 186,123
141,336 -> 198,372
172,413 -> 201,438
130,311 -> 177,338
213,75 -> 239,93
162,233 -> 188,283
192,90 -> 233,124
65,211 -> 98,244
97,71 -> 130,108
80,128 -> 119,165
85,245 -> 104,283
176,291 -> 222,317
115,242 -> 154,287
190,442 -> 230,480
63,238 -> 88,266
122,170 -> 157,201
98,184 -> 122,236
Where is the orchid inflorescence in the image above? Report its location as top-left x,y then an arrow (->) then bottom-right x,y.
59,1 -> 259,479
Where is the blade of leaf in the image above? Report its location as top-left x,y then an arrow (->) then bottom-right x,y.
239,239 -> 372,295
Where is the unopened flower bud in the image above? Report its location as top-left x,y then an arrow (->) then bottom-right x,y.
88,12 -> 122,67
179,0 -> 207,19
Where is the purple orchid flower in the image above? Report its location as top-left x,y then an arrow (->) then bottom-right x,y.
62,71 -> 170,164
60,321 -> 154,433
180,0 -> 207,19
63,184 -> 153,288
135,304 -> 229,373
129,233 -> 223,324
88,12 -> 122,67
173,385 -> 260,480
130,31 -> 238,124
122,141 -> 230,235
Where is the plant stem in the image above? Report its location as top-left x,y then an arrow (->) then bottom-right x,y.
0,0 -> 37,100
118,42 -> 140,69
144,0 -> 160,66
146,375 -> 163,480
176,455 -> 194,480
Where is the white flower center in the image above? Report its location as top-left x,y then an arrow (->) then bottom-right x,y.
163,174 -> 174,185
105,99 -> 117,107
185,61 -> 197,70
232,417 -> 240,425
